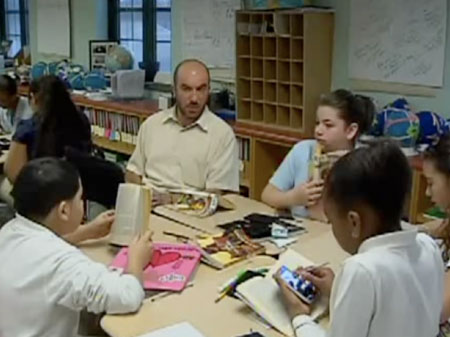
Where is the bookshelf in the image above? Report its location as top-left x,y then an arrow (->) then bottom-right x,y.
236,10 -> 334,137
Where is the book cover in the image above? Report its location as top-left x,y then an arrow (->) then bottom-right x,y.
110,243 -> 202,292
164,190 -> 235,218
196,229 -> 265,269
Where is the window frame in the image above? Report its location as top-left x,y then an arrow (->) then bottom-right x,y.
109,0 -> 171,73
0,0 -> 29,56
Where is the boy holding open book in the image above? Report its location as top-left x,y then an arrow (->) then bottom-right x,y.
0,158 -> 153,337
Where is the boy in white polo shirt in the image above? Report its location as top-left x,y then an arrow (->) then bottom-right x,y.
0,74 -> 33,134
0,158 -> 153,337
276,140 -> 444,337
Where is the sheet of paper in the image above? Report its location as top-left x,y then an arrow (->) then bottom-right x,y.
137,322 -> 207,337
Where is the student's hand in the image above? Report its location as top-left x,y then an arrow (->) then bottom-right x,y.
128,231 -> 154,273
299,267 -> 335,298
152,190 -> 172,207
83,210 -> 115,240
288,180 -> 323,207
274,269 -> 311,319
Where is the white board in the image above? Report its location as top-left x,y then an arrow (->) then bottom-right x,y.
180,0 -> 240,67
37,0 -> 71,57
349,0 -> 447,87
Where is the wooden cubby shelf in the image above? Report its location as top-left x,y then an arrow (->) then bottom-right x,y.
236,9 -> 334,135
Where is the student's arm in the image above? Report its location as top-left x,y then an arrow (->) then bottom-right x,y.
63,211 -> 115,246
441,271 -> 450,322
277,261 -> 374,337
4,141 -> 28,184
261,177 -> 323,209
46,232 -> 153,314
261,143 -> 322,209
125,170 -> 143,185
126,123 -> 146,185
205,130 -> 240,193
294,261 -> 374,337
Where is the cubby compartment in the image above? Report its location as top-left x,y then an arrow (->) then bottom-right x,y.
236,13 -> 250,34
291,39 -> 303,61
264,104 -> 277,124
277,61 -> 290,82
251,101 -> 264,121
251,81 -> 263,101
249,13 -> 264,34
251,36 -> 263,57
263,60 -> 276,81
238,99 -> 251,120
291,62 -> 303,84
291,85 -> 303,107
277,37 -> 290,59
263,82 -> 276,102
290,107 -> 303,129
291,14 -> 304,37
263,37 -> 276,58
238,78 -> 251,98
277,83 -> 290,105
237,35 -> 250,56
251,59 -> 263,79
276,106 -> 290,127
274,13 -> 290,35
237,57 -> 251,78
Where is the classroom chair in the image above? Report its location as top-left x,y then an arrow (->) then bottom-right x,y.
30,62 -> 48,80
65,147 -> 124,209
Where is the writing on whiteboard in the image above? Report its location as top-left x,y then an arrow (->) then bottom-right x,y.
349,0 -> 447,87
180,0 -> 240,67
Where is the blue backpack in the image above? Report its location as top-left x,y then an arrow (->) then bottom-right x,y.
370,98 -> 420,148
416,111 -> 450,145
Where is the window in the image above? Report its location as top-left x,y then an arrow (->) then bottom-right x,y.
156,0 -> 171,72
110,0 -> 172,73
1,0 -> 29,57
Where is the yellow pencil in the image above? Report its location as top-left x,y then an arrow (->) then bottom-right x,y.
214,290 -> 228,303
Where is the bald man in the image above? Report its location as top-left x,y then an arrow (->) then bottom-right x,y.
125,59 -> 239,201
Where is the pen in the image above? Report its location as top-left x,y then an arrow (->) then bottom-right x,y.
305,262 -> 329,272
163,231 -> 191,241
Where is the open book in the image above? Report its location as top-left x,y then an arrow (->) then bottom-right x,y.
109,183 -> 152,246
164,190 -> 235,217
236,249 -> 328,336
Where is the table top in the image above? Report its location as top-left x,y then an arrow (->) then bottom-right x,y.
78,196 -> 348,337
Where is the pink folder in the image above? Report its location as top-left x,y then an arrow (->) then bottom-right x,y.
110,242 -> 202,292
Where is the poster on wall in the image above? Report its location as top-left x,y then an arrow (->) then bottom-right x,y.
89,40 -> 119,76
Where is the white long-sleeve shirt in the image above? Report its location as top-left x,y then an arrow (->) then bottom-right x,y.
293,230 -> 444,337
0,214 -> 145,337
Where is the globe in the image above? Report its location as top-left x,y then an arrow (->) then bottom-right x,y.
105,45 -> 134,73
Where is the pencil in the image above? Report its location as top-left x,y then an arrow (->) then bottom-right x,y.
214,290 -> 228,303
163,231 -> 191,241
